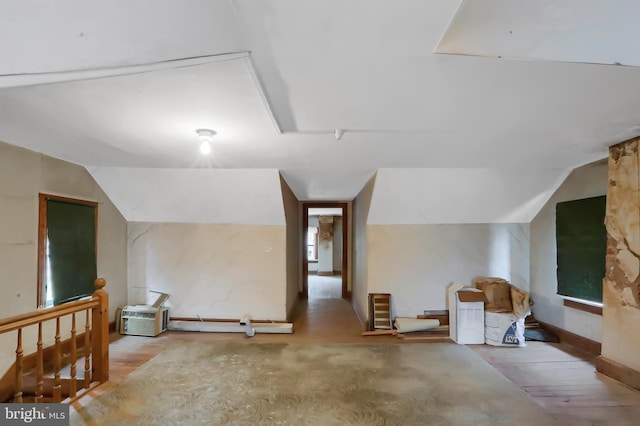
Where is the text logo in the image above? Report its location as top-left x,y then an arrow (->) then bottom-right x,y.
1,404 -> 68,425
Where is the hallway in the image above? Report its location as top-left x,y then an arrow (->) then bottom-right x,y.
308,274 -> 342,299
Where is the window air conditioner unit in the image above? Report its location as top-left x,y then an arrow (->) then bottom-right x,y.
120,291 -> 169,337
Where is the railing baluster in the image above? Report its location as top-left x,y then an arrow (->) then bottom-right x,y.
14,329 -> 23,403
53,317 -> 61,402
84,309 -> 91,389
69,313 -> 77,399
0,278 -> 108,404
35,322 -> 43,402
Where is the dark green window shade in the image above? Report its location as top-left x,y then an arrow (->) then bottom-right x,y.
556,195 -> 606,303
47,199 -> 97,305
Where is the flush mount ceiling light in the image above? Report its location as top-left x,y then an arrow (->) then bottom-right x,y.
195,128 -> 216,155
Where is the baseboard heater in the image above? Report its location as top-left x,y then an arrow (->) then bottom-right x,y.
167,319 -> 293,334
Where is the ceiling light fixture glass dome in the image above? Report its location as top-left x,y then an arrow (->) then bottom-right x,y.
195,129 -> 216,155
199,140 -> 211,154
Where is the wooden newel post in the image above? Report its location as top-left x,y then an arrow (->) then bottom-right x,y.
91,278 -> 109,383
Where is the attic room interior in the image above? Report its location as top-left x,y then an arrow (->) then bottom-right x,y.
2,1 -> 640,424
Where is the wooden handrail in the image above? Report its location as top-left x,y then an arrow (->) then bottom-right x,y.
0,278 -> 109,404
0,298 -> 99,334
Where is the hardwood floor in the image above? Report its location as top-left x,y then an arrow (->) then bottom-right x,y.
308,273 -> 343,299
72,299 -> 640,425
471,342 -> 640,425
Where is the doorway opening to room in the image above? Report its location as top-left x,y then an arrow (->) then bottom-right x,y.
302,202 -> 349,300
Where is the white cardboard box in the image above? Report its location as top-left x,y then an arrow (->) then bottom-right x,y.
448,284 -> 485,344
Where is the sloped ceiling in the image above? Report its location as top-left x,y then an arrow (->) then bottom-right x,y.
0,1 -> 637,223
368,169 -> 570,225
90,168 -> 286,225
436,0 -> 640,67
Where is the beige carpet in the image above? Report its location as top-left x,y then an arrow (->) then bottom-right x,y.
71,342 -> 560,425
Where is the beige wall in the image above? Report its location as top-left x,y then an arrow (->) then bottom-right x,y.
353,172 -> 529,327
280,175 -> 300,320
353,170 -> 530,326
367,223 -> 529,319
0,141 -> 127,376
317,216 -> 334,274
333,217 -> 343,272
529,160 -> 607,342
351,175 -> 376,327
127,222 -> 287,321
346,202 -> 353,292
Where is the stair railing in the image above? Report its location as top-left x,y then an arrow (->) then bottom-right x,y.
0,278 -> 109,403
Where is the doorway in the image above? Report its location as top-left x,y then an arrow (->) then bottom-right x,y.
302,202 -> 349,299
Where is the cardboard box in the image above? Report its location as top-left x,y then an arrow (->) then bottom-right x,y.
475,278 -> 513,312
448,284 -> 486,344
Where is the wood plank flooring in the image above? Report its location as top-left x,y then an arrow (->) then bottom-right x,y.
471,342 -> 640,425
308,274 -> 343,299
71,298 -> 640,425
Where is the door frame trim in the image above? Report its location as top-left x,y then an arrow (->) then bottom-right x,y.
302,202 -> 349,299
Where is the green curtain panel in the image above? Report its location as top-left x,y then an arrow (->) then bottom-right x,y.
47,199 -> 97,305
556,195 -> 606,303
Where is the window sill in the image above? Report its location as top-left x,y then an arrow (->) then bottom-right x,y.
563,298 -> 603,316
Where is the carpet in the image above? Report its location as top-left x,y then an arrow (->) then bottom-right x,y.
71,342 -> 560,425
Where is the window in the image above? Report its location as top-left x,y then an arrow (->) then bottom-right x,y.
555,195 -> 606,304
38,194 -> 98,308
307,227 -> 318,261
